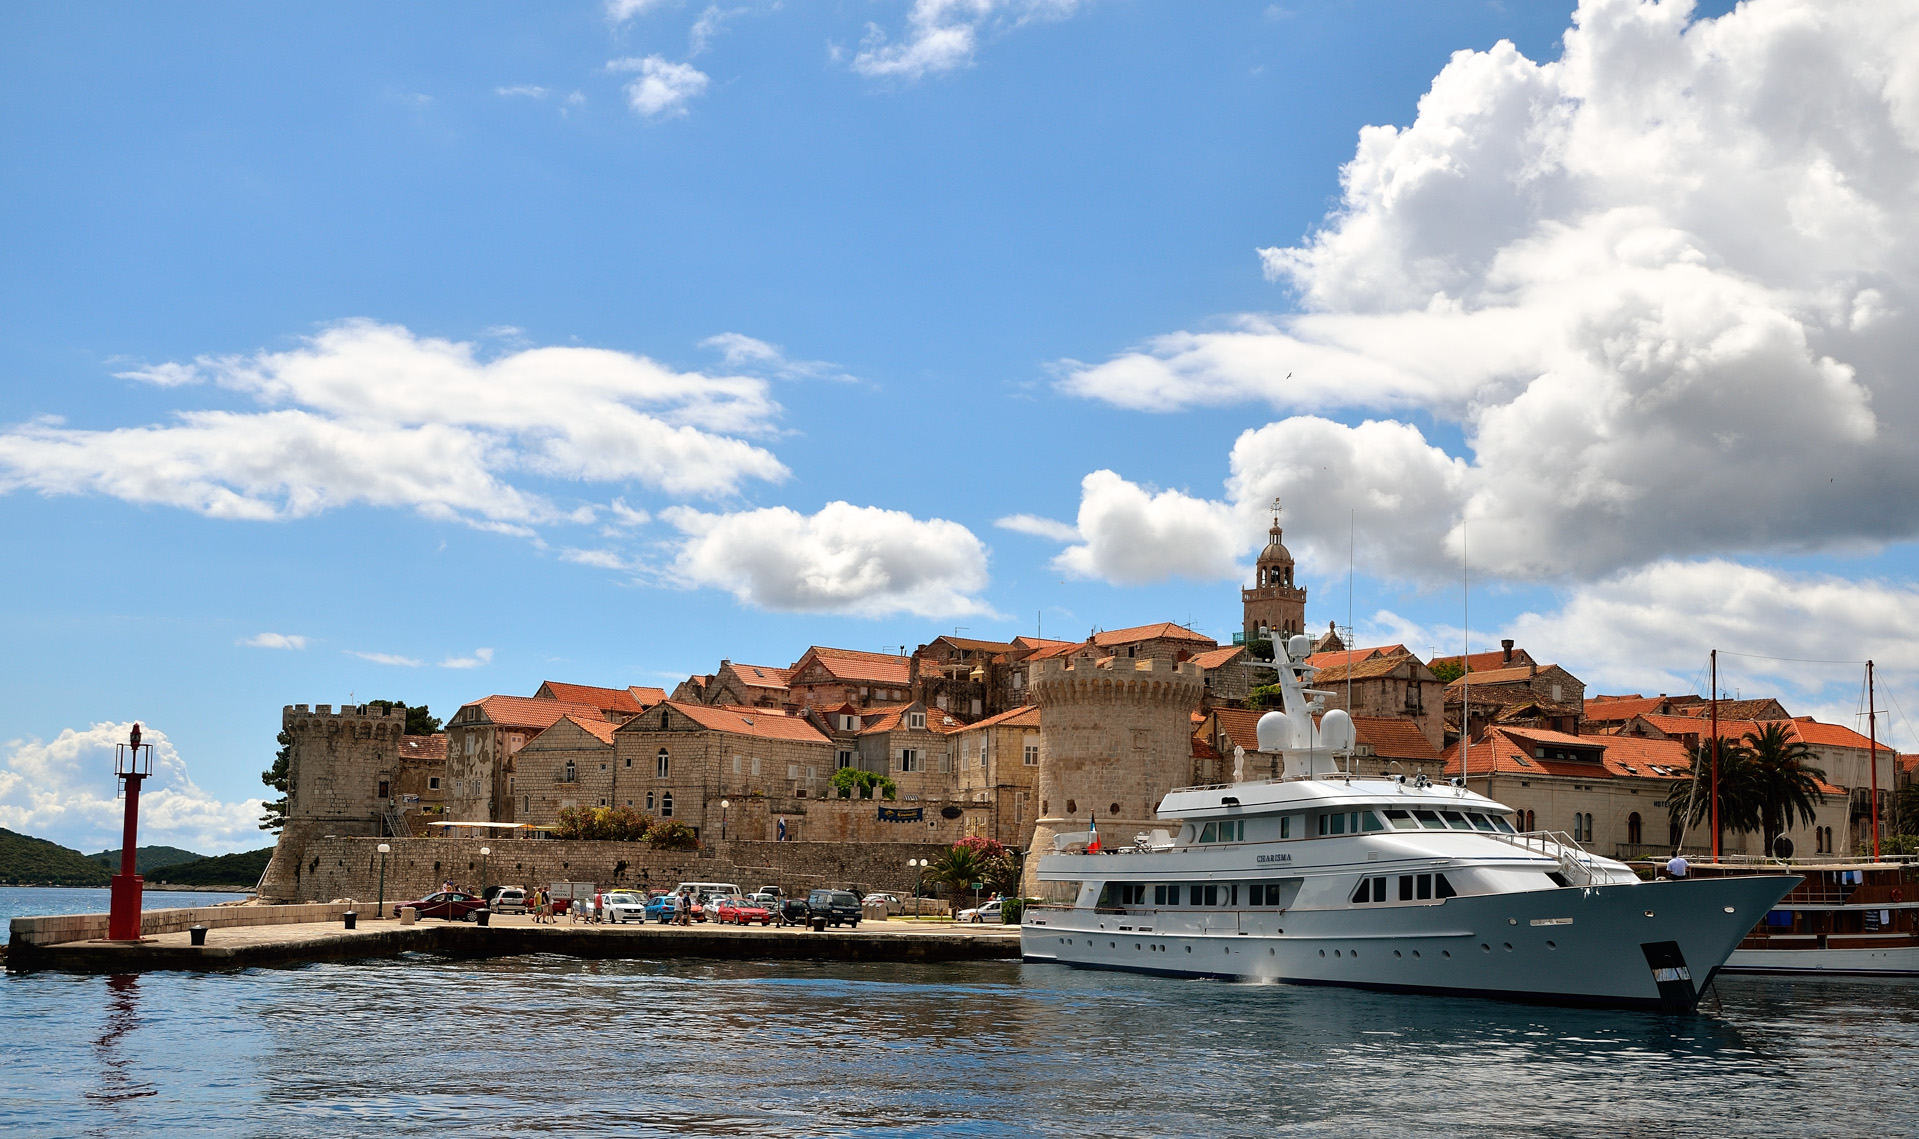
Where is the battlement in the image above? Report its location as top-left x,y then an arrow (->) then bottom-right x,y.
285,702 -> 406,718
1030,654 -> 1204,680
283,702 -> 407,738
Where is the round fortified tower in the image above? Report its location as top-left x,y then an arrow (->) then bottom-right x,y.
1024,648 -> 1204,896
258,703 -> 406,903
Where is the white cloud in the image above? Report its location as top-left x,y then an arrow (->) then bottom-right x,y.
0,722 -> 265,854
852,0 -> 1086,81
689,5 -> 746,55
1052,470 -> 1242,585
995,513 -> 1080,542
349,651 -> 424,667
607,0 -> 673,22
1056,0 -> 1919,584
612,55 -> 710,118
561,547 -> 634,570
495,85 -> 550,99
439,647 -> 495,670
241,633 -> 308,650
700,332 -> 856,382
0,321 -> 787,532
663,501 -> 993,617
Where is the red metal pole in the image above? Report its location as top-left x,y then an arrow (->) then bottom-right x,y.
107,770 -> 146,941
1710,650 -> 1720,862
1870,660 -> 1881,862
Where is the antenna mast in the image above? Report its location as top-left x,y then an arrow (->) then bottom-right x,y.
1870,659 -> 1881,862
1710,649 -> 1720,862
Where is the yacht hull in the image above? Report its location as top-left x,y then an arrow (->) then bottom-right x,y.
1722,944 -> 1919,976
1021,875 -> 1797,1011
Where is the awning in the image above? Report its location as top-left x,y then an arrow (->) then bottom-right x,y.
425,821 -> 534,829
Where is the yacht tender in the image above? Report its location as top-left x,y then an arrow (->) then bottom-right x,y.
1020,634 -> 1799,1011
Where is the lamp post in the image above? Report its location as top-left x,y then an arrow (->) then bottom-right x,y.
376,843 -> 391,919
721,799 -> 730,841
907,858 -> 925,907
480,846 -> 491,899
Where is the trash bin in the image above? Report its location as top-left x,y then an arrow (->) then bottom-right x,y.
343,910 -> 358,930
475,909 -> 490,927
810,915 -> 827,932
188,925 -> 209,946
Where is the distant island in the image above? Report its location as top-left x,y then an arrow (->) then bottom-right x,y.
0,827 -> 270,889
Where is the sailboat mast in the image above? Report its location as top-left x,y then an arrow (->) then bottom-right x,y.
1710,649 -> 1720,862
1870,659 -> 1881,862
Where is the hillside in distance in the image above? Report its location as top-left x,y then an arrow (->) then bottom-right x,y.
0,828 -> 112,887
87,845 -> 205,875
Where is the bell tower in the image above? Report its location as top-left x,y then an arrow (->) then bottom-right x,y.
1242,498 -> 1306,643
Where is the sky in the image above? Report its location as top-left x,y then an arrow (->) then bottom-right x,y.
5,0 -> 1918,854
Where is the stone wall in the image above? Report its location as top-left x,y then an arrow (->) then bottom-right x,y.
10,902 -> 353,948
285,836 -> 959,906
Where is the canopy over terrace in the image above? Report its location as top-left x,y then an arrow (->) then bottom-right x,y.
426,821 -> 536,838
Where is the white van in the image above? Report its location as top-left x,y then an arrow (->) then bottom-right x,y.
672,881 -> 742,898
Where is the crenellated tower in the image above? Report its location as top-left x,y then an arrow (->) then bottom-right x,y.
258,703 -> 406,902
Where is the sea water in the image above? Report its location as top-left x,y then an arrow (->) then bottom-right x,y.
3,954 -> 1916,1137
0,887 -> 252,924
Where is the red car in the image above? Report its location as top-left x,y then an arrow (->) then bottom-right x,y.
717,897 -> 772,926
393,891 -> 489,921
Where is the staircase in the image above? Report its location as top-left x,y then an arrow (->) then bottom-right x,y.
383,806 -> 412,838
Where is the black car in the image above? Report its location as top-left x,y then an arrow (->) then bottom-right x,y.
807,889 -> 861,928
775,898 -> 812,927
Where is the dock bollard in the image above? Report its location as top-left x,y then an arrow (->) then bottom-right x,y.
400,907 -> 418,925
188,925 -> 208,947
343,910 -> 358,930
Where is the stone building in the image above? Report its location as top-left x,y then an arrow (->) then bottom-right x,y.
913,635 -> 1019,720
950,704 -> 1044,847
1241,503 -> 1307,643
511,713 -> 621,824
854,701 -> 965,802
532,681 -> 659,718
786,646 -> 915,711
1091,621 -> 1217,663
610,700 -> 836,839
259,702 -> 413,902
1199,706 -> 1443,784
1446,660 -> 1586,739
1310,652 -> 1446,748
1430,640 -> 1537,676
702,661 -> 793,709
1190,644 -> 1263,708
392,732 -> 447,827
444,695 -> 605,823
1025,649 -> 1205,893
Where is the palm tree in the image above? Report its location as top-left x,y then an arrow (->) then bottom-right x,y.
925,844 -> 992,918
1740,722 -> 1827,855
1666,737 -> 1762,849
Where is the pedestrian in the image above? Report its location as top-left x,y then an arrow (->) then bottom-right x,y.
1665,855 -> 1689,880
536,887 -> 551,923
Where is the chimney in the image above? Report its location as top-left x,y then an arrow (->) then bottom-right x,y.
1501,639 -> 1514,665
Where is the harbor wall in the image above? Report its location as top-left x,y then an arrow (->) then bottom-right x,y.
282,837 -> 956,905
9,902 -> 352,949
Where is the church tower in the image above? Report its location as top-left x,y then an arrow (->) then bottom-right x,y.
1241,498 -> 1306,643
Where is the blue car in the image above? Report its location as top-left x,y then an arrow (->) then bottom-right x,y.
643,894 -> 680,923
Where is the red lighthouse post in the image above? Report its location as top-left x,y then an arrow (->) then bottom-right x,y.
107,723 -> 153,942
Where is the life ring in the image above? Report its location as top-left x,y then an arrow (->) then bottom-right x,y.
1893,888 -> 1904,903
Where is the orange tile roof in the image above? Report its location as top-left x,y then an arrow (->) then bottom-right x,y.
1304,644 -> 1409,668
1445,664 -> 1551,689
1665,698 -> 1787,720
923,636 -> 1020,655
1583,695 -> 1670,719
1014,636 -> 1078,650
465,695 -> 603,730
627,686 -> 667,707
957,704 -> 1042,731
857,704 -> 962,735
1211,707 -> 1266,752
1189,646 -> 1245,670
1442,727 -> 1690,780
533,713 -> 617,746
1350,716 -> 1440,763
1091,622 -> 1215,647
727,663 -> 792,689
1633,713 -> 1892,756
1192,735 -> 1222,761
1430,648 -> 1532,673
641,700 -> 832,744
536,681 -> 648,714
399,734 -> 447,762
1314,656 -> 1420,683
1022,641 -> 1086,661
793,646 -> 912,686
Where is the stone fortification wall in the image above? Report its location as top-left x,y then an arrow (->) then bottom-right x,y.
259,701 -> 409,902
1026,651 -> 1203,893
10,902 -> 353,949
288,837 -> 956,905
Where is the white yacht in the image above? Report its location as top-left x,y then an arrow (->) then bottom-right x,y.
1020,634 -> 1800,1011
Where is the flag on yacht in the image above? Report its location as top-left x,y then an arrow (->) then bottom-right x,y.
1086,812 -> 1101,853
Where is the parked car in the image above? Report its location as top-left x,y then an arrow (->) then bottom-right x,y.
717,897 -> 773,926
645,894 -> 682,923
394,891 -> 489,921
807,889 -> 862,928
601,892 -> 648,924
957,899 -> 1003,924
485,886 -> 528,914
862,892 -> 902,912
747,890 -> 782,909
775,898 -> 812,927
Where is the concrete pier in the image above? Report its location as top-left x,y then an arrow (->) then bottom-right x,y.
6,912 -> 1022,974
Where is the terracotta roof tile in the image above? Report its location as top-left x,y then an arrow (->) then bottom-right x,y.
1665,698 -> 1788,720
1582,695 -> 1670,719
465,695 -> 604,730
1430,648 -> 1533,673
1091,622 -> 1215,647
536,681 -> 648,714
626,686 -> 667,707
537,713 -> 617,746
1211,707 -> 1267,752
1349,716 -> 1440,763
1304,644 -> 1409,668
1189,646 -> 1246,670
728,663 -> 793,689
956,705 -> 1042,731
1314,656 -> 1419,683
399,734 -> 447,762
635,700 -> 831,745
1191,736 -> 1222,761
792,646 -> 913,686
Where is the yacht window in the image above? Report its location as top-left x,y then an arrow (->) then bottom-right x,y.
1468,813 -> 1497,832
1416,874 -> 1433,900
1361,811 -> 1384,832
1351,876 -> 1388,904
1154,884 -> 1168,905
1201,884 -> 1219,906
1280,816 -> 1292,839
1398,875 -> 1414,901
1198,822 -> 1216,844
1229,884 -> 1240,906
1441,811 -> 1473,831
1217,820 -> 1244,842
1435,873 -> 1458,899
1489,815 -> 1517,834
1414,810 -> 1447,830
1383,809 -> 1418,830
1250,883 -> 1266,906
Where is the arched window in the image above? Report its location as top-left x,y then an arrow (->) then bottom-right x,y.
661,792 -> 674,818
646,791 -> 655,812
1571,814 -> 1583,842
1628,812 -> 1642,846
656,749 -> 669,779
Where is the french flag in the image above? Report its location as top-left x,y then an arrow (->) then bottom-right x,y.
1086,811 -> 1101,853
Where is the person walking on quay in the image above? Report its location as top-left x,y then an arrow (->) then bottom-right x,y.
533,887 -> 550,924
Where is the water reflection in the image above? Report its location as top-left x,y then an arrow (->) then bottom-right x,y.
4,958 -> 1917,1137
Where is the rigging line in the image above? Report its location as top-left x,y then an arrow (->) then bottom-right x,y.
1714,649 -> 1869,666
1884,686 -> 1918,755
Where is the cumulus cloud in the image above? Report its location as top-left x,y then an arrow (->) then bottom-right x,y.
995,513 -> 1080,542
0,321 -> 787,532
0,722 -> 264,853
852,0 -> 1086,81
241,632 -> 308,650
440,647 -> 495,670
349,650 -> 423,667
1057,0 -> 1919,584
612,55 -> 710,118
1052,470 -> 1242,585
663,501 -> 993,617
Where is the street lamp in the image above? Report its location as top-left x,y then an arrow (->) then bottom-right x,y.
376,843 -> 391,919
907,858 -> 925,905
479,846 -> 491,899
721,799 -> 730,841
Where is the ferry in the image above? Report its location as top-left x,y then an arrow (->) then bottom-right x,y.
1020,634 -> 1801,1011
1696,861 -> 1919,975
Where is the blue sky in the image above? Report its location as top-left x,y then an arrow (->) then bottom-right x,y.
4,0 -> 1915,853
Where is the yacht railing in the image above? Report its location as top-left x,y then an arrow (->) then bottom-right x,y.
1485,829 -> 1605,886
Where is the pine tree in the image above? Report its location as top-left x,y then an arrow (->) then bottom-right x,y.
259,729 -> 293,832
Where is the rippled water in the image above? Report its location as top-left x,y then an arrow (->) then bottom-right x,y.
4,956 -> 1917,1138
0,887 -> 251,923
